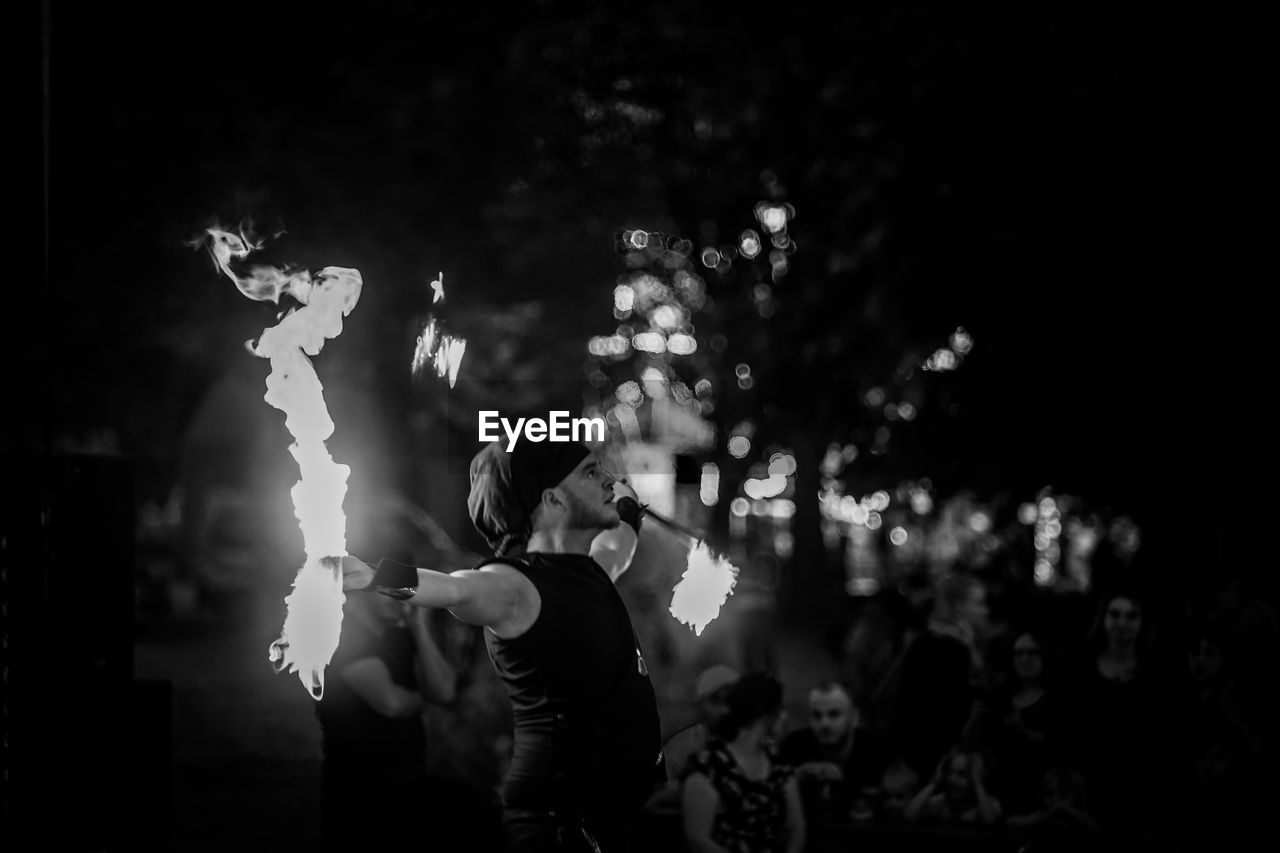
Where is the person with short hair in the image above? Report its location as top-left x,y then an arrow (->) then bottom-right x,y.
777,681 -> 888,822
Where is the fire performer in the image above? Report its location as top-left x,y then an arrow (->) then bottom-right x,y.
341,440 -> 662,852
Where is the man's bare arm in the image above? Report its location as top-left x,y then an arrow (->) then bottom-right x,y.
590,523 -> 638,583
435,565 -> 538,637
341,556 -> 538,637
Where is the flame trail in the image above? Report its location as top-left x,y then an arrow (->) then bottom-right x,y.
195,226 -> 362,699
669,541 -> 739,636
410,271 -> 467,385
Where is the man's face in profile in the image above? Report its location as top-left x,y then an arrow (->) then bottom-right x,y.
555,453 -> 619,531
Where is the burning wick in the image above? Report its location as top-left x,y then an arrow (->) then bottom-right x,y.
194,225 -> 362,699
411,270 -> 467,386
633,499 -> 739,636
670,541 -> 739,636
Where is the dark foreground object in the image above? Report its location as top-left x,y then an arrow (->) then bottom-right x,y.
1,453 -> 172,852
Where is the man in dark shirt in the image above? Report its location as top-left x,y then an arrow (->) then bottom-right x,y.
778,681 -> 888,823
341,440 -> 661,852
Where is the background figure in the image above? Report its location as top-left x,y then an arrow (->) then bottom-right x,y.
1063,586 -> 1178,841
874,761 -> 921,823
1182,619 -> 1263,761
649,665 -> 740,810
777,681 -> 888,824
888,573 -> 989,778
315,589 -> 456,850
988,631 -> 1066,814
903,746 -> 1002,826
1180,723 -> 1260,849
420,608 -> 514,830
665,665 -> 741,780
682,673 -> 805,853
1006,768 -> 1098,836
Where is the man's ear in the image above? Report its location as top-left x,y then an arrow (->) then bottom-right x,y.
540,487 -> 565,514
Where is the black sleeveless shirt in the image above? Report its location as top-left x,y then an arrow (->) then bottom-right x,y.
482,552 -> 664,812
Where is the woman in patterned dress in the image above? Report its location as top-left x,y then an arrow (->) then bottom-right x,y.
681,673 -> 805,853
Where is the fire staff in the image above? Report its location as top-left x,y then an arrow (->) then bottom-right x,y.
342,440 -> 663,852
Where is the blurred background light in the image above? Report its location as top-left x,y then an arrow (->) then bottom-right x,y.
700,462 -> 719,506
666,333 -> 697,355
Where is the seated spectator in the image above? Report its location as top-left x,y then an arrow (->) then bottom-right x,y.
777,681 -> 888,823
1006,768 -> 1098,835
874,760 -> 921,823
903,747 -> 1002,826
682,673 -> 805,853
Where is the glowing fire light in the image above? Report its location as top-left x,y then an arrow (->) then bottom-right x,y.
411,270 -> 467,386
195,226 -> 361,700
410,271 -> 466,386
669,542 -> 739,636
412,317 -> 467,387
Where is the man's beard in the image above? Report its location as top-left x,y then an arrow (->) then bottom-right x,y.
563,489 -> 615,532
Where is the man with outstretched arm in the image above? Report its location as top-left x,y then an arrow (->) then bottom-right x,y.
341,440 -> 663,852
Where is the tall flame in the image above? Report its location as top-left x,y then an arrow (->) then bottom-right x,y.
669,542 -> 739,636
196,226 -> 362,699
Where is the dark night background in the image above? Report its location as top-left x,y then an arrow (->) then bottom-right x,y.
2,2 -> 1273,851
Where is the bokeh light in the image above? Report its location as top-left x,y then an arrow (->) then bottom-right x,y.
755,201 -> 791,233
701,463 -> 719,506
632,331 -> 666,353
667,333 -> 697,355
616,381 -> 642,407
651,305 -> 679,329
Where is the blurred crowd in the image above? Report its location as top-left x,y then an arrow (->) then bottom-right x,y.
134,481 -> 1276,851
647,570 -> 1278,851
